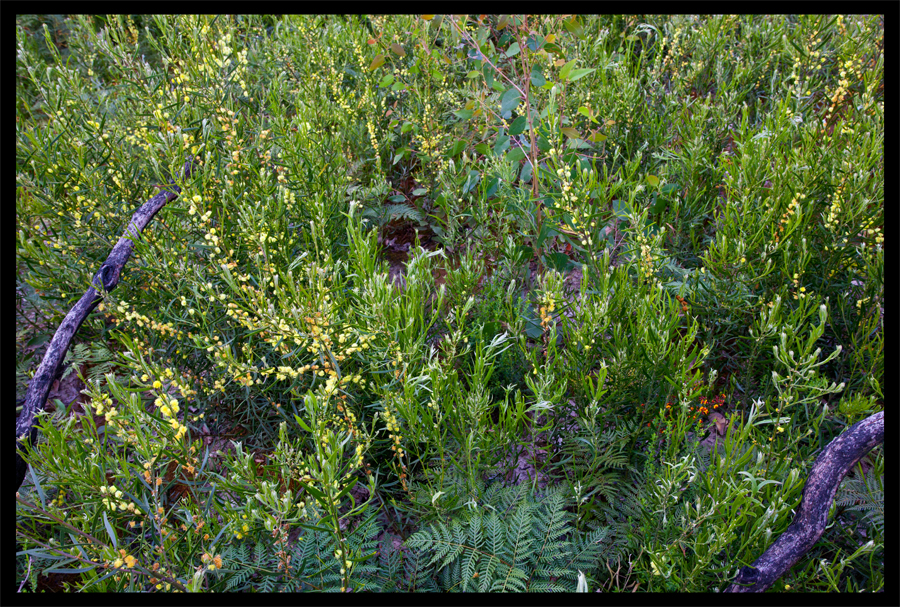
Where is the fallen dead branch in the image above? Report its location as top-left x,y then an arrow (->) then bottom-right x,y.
723,410 -> 884,592
15,156 -> 197,493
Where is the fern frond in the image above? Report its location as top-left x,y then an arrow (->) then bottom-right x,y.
404,479 -> 616,592
836,469 -> 884,536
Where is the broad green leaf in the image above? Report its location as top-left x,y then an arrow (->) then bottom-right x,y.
545,42 -> 563,55
484,176 -> 500,198
588,131 -> 607,143
520,161 -> 533,183
466,71 -> 481,79
448,140 -> 467,157
368,54 -> 385,71
493,134 -> 511,155
612,199 -> 631,219
547,251 -> 572,273
390,43 -> 406,57
462,170 -> 481,193
526,33 -> 545,52
400,121 -> 413,134
506,42 -> 520,57
530,66 -> 546,87
509,116 -> 528,136
646,174 -> 660,188
649,193 -> 667,214
507,147 -> 526,162
562,127 -> 582,139
497,15 -> 509,30
558,59 -> 577,81
379,74 -> 394,87
523,304 -> 544,338
453,109 -> 475,120
564,17 -> 585,39
475,142 -> 491,156
421,14 -> 435,21
577,106 -> 599,123
388,195 -> 406,203
661,183 -> 680,196
412,188 -> 428,196
500,88 -> 521,116
568,67 -> 596,81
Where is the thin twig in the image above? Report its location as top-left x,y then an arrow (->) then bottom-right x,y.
15,494 -> 189,592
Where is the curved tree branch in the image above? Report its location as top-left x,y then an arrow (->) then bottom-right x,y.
15,156 -> 197,493
724,410 -> 884,592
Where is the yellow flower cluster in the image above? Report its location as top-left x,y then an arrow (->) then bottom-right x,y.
99,484 -> 141,515
380,399 -> 407,490
774,193 -> 804,243
153,392 -> 188,441
90,392 -> 124,429
538,293 -> 556,331
112,548 -> 138,569
200,552 -> 223,571
111,300 -> 184,340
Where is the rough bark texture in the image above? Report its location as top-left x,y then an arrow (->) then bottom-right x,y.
724,410 -> 884,592
15,157 -> 196,494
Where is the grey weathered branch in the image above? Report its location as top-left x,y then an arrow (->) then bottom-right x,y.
15,156 -> 197,494
723,410 -> 884,592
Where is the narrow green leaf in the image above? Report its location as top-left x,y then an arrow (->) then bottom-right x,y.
102,512 -> 117,549
26,333 -> 52,348
293,414 -> 313,433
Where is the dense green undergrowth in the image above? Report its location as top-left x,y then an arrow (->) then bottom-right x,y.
15,14 -> 883,592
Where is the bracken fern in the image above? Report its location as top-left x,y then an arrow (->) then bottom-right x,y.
405,481 -> 615,592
